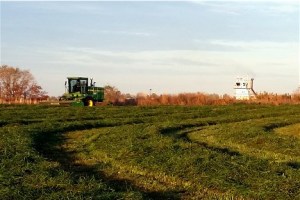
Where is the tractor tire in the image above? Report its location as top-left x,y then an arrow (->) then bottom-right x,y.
88,99 -> 94,107
84,97 -> 94,107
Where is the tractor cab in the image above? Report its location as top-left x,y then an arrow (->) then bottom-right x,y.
67,77 -> 89,94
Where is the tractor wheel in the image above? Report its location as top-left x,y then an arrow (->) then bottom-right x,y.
88,99 -> 94,107
84,98 -> 94,107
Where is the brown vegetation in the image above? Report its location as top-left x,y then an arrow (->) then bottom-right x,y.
0,65 -> 47,104
105,87 -> 300,106
136,93 -> 234,106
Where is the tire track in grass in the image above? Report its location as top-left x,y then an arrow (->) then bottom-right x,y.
157,121 -> 300,199
3,104 -> 300,199
72,124 -> 292,197
62,126 -> 240,200
159,114 -> 300,163
31,122 -> 189,199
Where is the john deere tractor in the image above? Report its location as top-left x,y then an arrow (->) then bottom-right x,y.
59,77 -> 104,106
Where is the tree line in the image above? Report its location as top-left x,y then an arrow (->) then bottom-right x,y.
1,65 -> 300,105
0,65 -> 47,103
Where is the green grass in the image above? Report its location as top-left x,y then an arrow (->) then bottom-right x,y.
275,123 -> 300,138
0,104 -> 300,199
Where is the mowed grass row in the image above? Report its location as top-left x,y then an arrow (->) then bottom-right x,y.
0,104 -> 300,199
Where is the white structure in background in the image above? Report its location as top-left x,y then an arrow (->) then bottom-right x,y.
234,77 -> 257,100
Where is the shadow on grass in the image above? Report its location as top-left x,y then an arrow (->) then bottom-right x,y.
286,161 -> 300,170
160,122 -> 217,137
0,119 -> 44,128
160,125 -> 241,157
263,122 -> 291,132
32,123 -> 183,199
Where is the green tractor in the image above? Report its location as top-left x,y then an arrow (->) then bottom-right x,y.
59,77 -> 104,106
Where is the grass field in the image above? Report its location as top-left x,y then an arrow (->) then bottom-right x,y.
0,104 -> 299,199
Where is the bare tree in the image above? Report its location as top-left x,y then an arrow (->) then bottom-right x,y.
0,65 -> 46,102
104,85 -> 123,104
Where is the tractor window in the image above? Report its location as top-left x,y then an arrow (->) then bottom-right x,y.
69,80 -> 78,93
68,79 -> 88,94
80,80 -> 87,93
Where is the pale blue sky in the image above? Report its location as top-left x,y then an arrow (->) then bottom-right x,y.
1,1 -> 299,96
